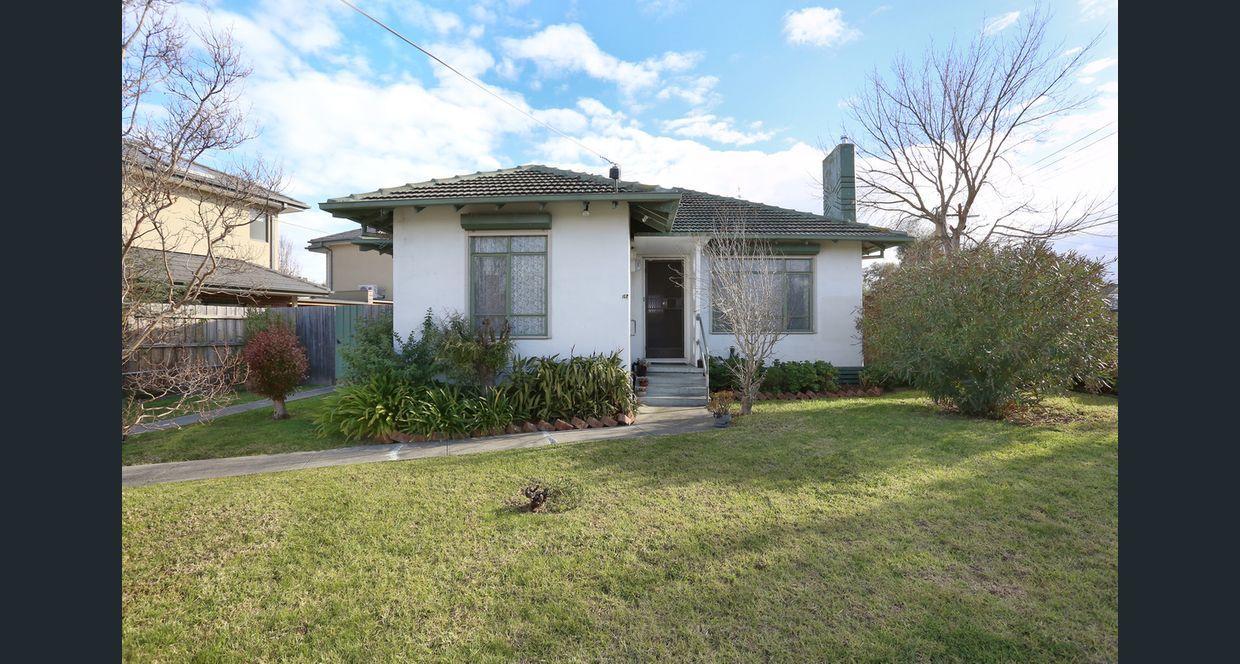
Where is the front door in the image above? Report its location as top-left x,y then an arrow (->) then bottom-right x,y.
644,259 -> 684,359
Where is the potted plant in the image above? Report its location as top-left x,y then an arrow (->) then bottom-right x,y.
709,391 -> 735,427
635,358 -> 649,377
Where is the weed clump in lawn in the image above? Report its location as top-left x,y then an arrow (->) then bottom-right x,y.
519,478 -> 582,513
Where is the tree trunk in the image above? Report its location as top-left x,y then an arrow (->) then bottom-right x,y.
272,398 -> 289,420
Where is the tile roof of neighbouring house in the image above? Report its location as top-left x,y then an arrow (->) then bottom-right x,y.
123,140 -> 309,210
306,227 -> 394,253
129,247 -> 330,296
324,165 -> 677,203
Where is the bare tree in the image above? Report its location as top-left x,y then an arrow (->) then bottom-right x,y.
696,215 -> 789,415
121,0 -> 280,435
844,7 -> 1115,254
277,236 -> 303,278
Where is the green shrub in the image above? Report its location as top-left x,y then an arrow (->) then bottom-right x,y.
339,309 -> 442,386
763,360 -> 839,393
504,352 -> 637,422
708,355 -> 749,391
859,365 -> 898,390
438,314 -> 514,387
861,241 -> 1117,417
401,385 -> 473,438
315,370 -> 415,441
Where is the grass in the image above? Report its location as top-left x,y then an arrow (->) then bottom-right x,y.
122,391 -> 1118,662
122,393 -> 345,466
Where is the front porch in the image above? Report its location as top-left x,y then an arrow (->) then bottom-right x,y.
629,235 -> 708,369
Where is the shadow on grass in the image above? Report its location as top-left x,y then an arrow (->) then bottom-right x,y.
478,415 -> 1117,660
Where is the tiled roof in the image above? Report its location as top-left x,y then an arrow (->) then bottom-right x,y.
668,189 -> 907,240
326,165 -> 674,203
307,228 -> 366,245
123,141 -> 309,210
130,247 -> 330,296
322,164 -> 911,242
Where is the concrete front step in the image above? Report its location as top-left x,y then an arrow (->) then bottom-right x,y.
644,385 -> 709,397
640,395 -> 708,408
644,374 -> 708,387
646,363 -> 701,374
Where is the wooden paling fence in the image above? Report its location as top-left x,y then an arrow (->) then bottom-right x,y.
124,303 -> 390,385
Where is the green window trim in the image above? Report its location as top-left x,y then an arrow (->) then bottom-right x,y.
469,235 -> 549,339
710,257 -> 815,335
460,213 -> 551,231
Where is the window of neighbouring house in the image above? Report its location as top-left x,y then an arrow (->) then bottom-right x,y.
470,235 -> 548,338
711,257 -> 814,334
249,210 -> 269,242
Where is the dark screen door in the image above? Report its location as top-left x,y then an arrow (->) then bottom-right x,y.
645,260 -> 684,359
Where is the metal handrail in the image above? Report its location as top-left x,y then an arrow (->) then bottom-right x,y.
695,313 -> 709,392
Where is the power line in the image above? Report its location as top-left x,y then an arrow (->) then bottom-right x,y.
1027,122 -> 1114,167
1029,130 -> 1117,175
337,0 -> 615,167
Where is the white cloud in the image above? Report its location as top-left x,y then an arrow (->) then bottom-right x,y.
783,7 -> 861,48
656,75 -> 721,106
661,113 -> 775,146
1080,57 -> 1118,75
1097,81 -> 1118,95
637,0 -> 688,17
1079,0 -> 1118,20
983,11 -> 1021,35
499,24 -> 701,95
1061,46 -> 1084,57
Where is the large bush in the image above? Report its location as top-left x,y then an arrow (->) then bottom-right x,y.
861,241 -> 1116,417
243,324 -> 309,419
339,309 -> 442,386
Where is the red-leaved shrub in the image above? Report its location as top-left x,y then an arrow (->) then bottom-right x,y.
243,323 -> 308,419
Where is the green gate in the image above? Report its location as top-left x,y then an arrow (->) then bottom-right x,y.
333,305 -> 389,382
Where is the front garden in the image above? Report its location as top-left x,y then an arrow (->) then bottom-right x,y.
122,391 -> 1118,661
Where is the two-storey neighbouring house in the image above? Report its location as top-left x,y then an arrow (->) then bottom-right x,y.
122,149 -> 329,306
306,227 -> 394,303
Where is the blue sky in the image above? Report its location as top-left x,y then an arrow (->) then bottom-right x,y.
180,0 -> 1118,283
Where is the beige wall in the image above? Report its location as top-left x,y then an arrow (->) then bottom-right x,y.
325,243 -> 394,297
123,186 -> 282,269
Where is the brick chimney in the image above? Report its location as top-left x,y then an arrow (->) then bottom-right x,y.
822,142 -> 856,222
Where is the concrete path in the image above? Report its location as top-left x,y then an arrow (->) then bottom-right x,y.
128,386 -> 337,435
123,405 -> 715,488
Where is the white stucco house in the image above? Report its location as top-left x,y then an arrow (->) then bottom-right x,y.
320,143 -> 911,403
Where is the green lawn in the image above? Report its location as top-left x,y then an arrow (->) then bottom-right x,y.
122,394 -> 345,466
122,391 -> 1118,661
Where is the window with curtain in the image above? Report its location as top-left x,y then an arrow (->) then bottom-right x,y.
711,257 -> 814,334
470,235 -> 548,338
